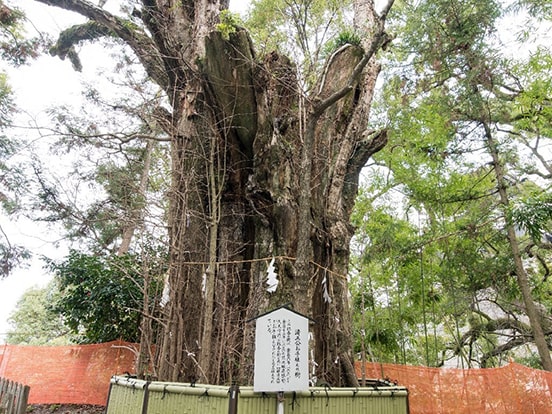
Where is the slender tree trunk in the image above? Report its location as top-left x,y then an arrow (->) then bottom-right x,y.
137,260 -> 156,379
117,140 -> 154,255
198,127 -> 221,383
484,123 -> 552,371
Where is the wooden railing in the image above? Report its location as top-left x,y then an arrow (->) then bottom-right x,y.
0,377 -> 29,414
105,376 -> 409,414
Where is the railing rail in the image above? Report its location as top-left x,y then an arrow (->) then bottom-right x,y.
106,376 -> 409,414
0,377 -> 30,414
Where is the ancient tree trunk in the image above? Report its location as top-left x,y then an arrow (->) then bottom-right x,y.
198,28 -> 390,386
36,0 -> 393,386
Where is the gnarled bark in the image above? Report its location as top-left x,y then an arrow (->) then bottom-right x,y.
36,0 -> 394,386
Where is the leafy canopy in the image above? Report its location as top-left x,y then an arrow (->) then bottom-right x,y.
47,250 -> 165,343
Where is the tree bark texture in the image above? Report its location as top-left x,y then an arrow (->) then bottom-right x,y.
35,0 -> 392,386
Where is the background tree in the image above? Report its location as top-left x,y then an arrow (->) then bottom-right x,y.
351,0 -> 552,369
28,59 -> 170,255
46,249 -> 165,344
6,283 -> 74,345
246,0 -> 352,81
0,0 -> 43,277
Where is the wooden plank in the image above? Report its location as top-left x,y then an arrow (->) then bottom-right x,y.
0,377 -> 29,414
4,380 -> 14,413
0,381 -> 12,414
14,384 -> 29,414
0,377 -> 7,395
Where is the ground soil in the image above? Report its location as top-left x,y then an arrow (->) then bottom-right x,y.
27,405 -> 105,414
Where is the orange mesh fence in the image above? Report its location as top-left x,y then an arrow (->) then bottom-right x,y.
358,361 -> 552,413
0,341 -> 136,405
2,341 -> 552,411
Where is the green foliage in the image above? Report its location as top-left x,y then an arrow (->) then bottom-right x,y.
29,68 -> 171,253
323,30 -> 361,55
31,134 -> 167,253
216,10 -> 242,40
0,72 -> 12,127
0,69 -> 17,189
351,201 -> 438,365
512,0 -> 552,20
352,178 -> 519,365
509,191 -> 552,242
391,0 -> 501,62
510,48 -> 552,137
245,0 -> 289,54
385,0 -> 503,120
0,1 -> 41,278
514,353 -> 544,369
245,0 -> 352,82
0,73 -> 29,277
0,1 -> 45,65
47,250 -> 165,343
6,284 -> 74,345
0,243 -> 30,279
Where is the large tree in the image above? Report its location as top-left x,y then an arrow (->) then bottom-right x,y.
30,0 -> 394,386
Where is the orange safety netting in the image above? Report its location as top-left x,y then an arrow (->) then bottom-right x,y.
357,361 -> 552,414
2,341 -> 552,411
0,340 -> 136,405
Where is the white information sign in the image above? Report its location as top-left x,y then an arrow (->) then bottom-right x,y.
253,307 -> 309,392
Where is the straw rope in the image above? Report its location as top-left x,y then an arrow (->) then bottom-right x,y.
173,255 -> 348,280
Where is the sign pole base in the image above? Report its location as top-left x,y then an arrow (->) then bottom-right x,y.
228,383 -> 239,414
276,391 -> 284,414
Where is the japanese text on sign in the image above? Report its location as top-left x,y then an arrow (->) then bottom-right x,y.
253,307 -> 309,392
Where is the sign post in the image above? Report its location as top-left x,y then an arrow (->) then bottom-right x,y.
252,306 -> 310,413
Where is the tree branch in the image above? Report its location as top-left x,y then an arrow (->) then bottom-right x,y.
49,21 -> 112,71
311,0 -> 394,117
34,0 -> 169,90
452,316 -> 532,357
